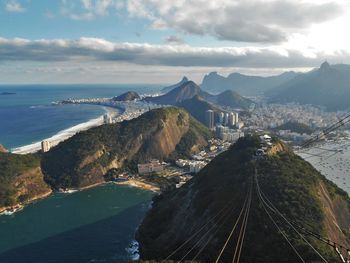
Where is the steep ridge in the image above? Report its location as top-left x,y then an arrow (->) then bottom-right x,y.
162,76 -> 189,93
144,81 -> 210,105
41,107 -> 211,190
269,62 -> 350,110
0,152 -> 51,212
137,136 -> 350,262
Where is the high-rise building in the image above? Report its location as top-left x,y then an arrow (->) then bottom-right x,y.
234,112 -> 239,124
103,113 -> 113,124
224,113 -> 229,125
218,112 -> 224,124
205,110 -> 215,129
228,112 -> 235,127
41,140 -> 51,152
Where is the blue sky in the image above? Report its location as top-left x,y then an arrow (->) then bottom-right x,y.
1,0 -> 350,84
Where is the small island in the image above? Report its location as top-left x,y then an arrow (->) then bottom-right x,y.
0,92 -> 16,95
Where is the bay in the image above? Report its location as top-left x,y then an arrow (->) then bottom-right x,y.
0,183 -> 153,263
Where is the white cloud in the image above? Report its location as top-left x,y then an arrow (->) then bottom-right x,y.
5,0 -> 25,13
125,0 -> 344,43
0,37 -> 349,68
61,0 -> 123,20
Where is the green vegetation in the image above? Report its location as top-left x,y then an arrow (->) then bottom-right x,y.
140,174 -> 178,192
170,116 -> 213,160
137,136 -> 349,262
112,91 -> 140,101
0,152 -> 48,208
215,90 -> 253,109
176,95 -> 220,125
273,121 -> 314,134
42,107 -> 211,189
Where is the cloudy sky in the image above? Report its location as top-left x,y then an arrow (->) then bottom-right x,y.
1,0 -> 350,84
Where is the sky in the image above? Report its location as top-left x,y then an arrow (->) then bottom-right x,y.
1,0 -> 350,84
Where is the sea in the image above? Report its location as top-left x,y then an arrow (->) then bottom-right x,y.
0,84 -> 161,263
0,84 -> 162,150
0,184 -> 153,263
298,139 -> 350,196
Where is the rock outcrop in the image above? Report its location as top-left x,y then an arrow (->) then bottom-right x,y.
41,107 -> 212,189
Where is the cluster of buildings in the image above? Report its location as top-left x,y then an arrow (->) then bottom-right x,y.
205,110 -> 242,130
205,110 -> 245,143
246,103 -> 339,130
175,159 -> 207,174
255,134 -> 273,156
215,125 -> 245,142
137,159 -> 164,175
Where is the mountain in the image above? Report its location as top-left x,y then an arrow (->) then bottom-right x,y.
144,81 -> 210,105
269,62 -> 350,110
0,152 -> 51,212
41,107 -> 212,190
112,91 -> 140,101
145,80 -> 252,110
176,95 -> 222,124
212,90 -> 253,109
137,136 -> 350,262
161,76 -> 189,93
273,121 -> 314,135
201,71 -> 298,96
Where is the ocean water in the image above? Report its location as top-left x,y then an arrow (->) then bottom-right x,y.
0,85 -> 161,150
0,84 -> 159,262
0,184 -> 153,263
299,140 -> 350,196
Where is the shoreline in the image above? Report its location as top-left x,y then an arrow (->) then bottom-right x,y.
11,106 -> 120,155
115,179 -> 161,193
0,189 -> 53,215
0,179 -> 158,216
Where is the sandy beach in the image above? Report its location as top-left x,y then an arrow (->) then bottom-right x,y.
11,107 -> 119,154
116,179 -> 160,192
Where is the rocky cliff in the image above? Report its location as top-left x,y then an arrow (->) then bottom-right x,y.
0,144 -> 7,153
137,136 -> 350,262
0,152 -> 51,212
41,107 -> 212,189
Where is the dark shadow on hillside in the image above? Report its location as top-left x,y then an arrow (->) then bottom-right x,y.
0,202 -> 150,263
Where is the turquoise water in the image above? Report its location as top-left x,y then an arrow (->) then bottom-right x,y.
0,85 -> 161,149
0,183 -> 153,263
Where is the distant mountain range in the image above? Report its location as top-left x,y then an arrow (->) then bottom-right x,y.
201,71 -> 298,96
269,62 -> 350,110
145,80 -> 253,111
